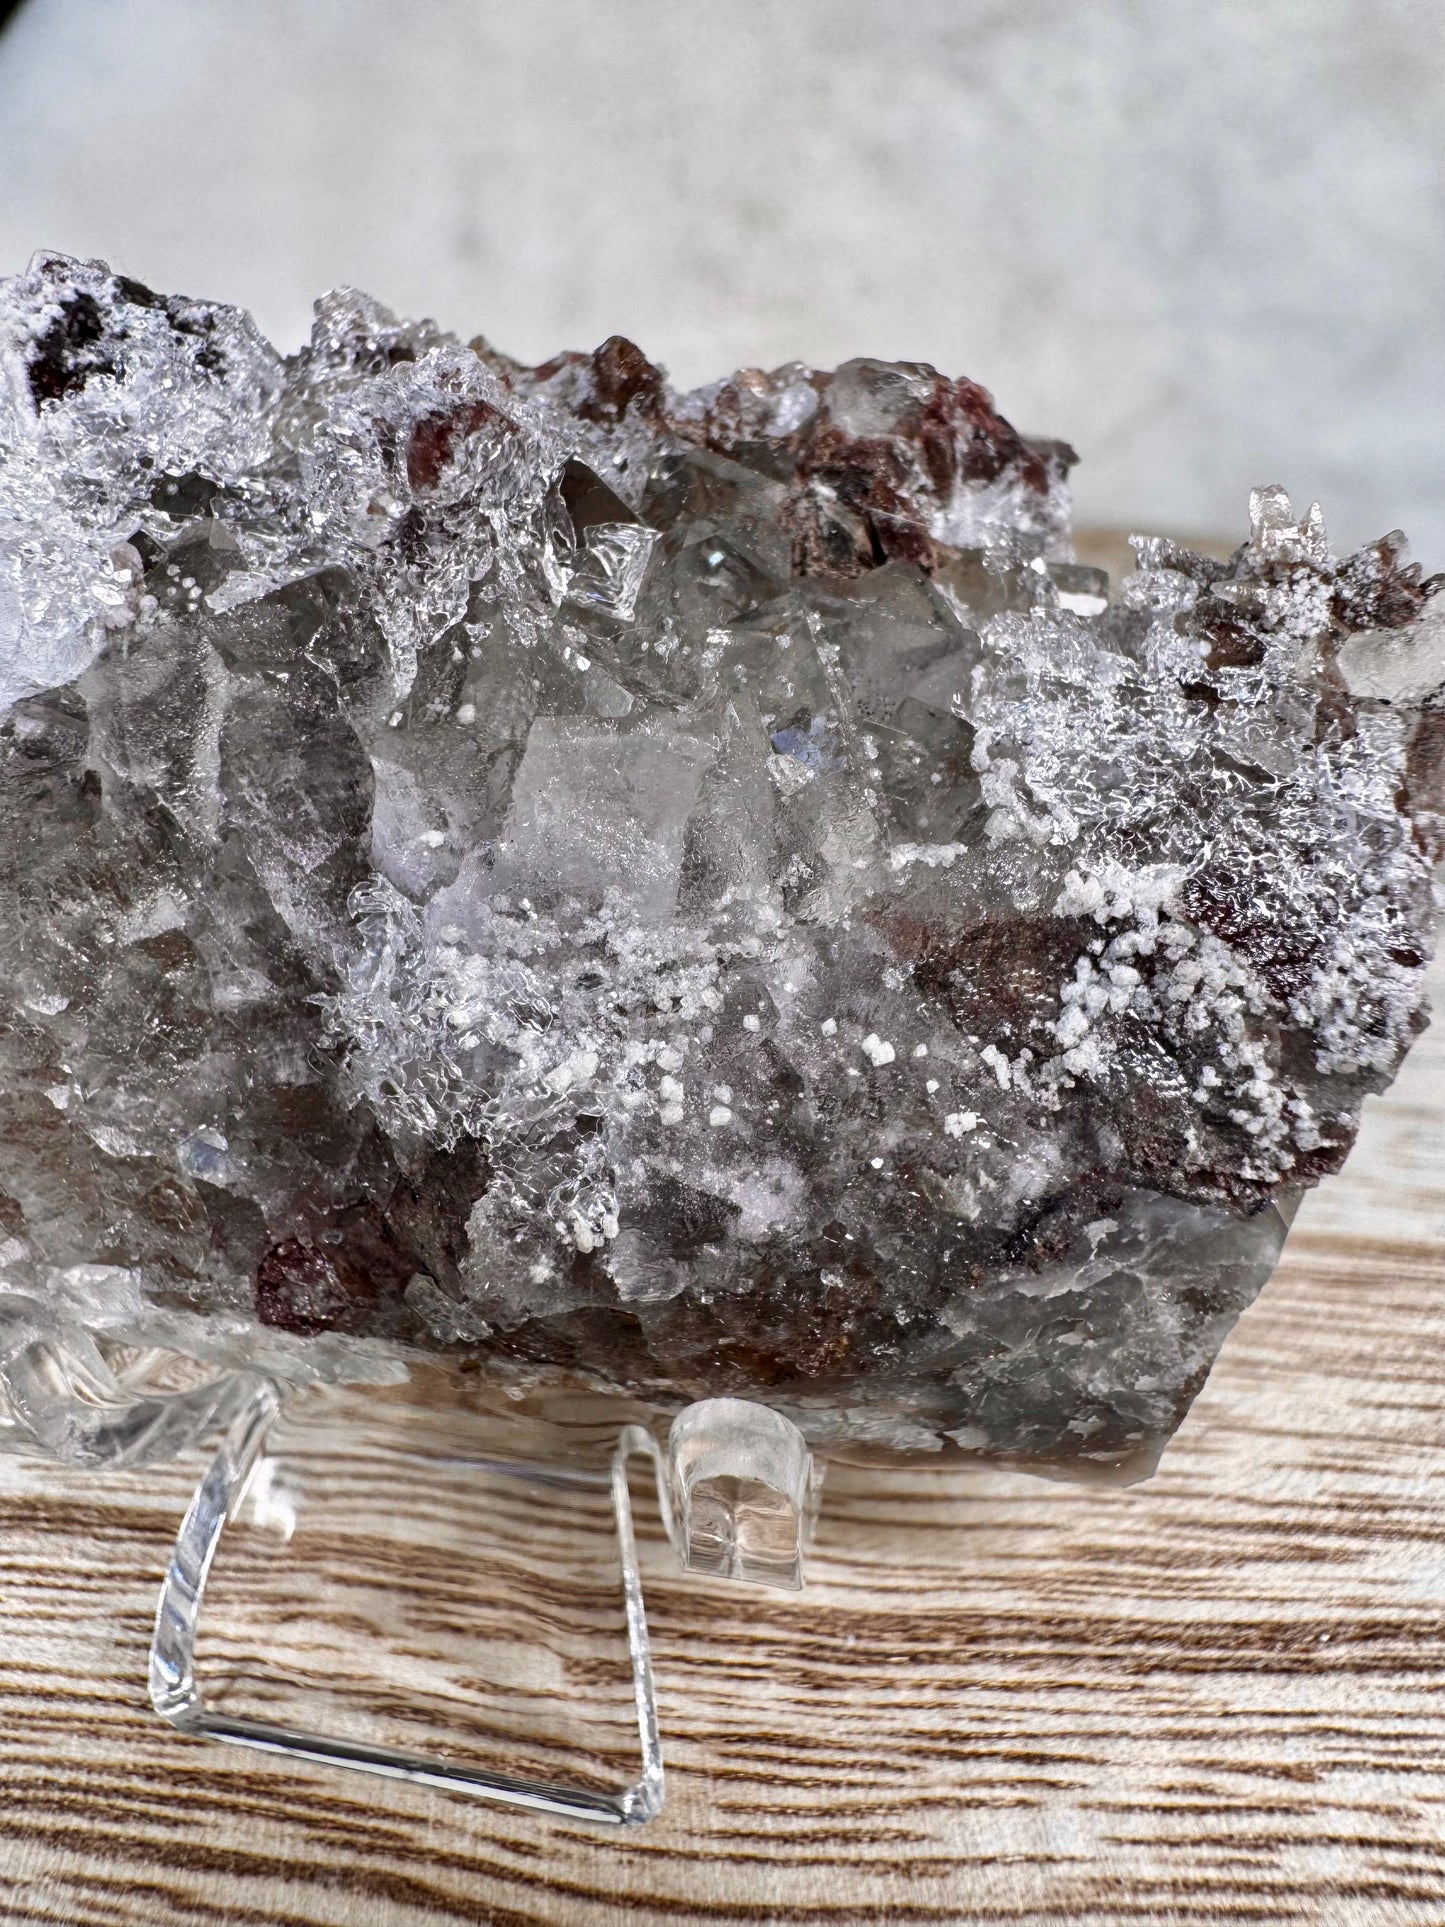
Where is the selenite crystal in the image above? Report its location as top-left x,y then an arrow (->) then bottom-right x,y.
2,252 -> 1442,1473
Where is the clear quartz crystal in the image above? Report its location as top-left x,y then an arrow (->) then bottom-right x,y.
1,252 -> 1442,1479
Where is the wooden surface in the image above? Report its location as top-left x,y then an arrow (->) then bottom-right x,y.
0,948 -> 1441,1927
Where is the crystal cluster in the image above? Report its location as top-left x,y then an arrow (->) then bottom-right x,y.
1,252 -> 1441,1472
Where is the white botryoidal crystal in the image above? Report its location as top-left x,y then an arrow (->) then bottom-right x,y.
0,251 -> 1441,1475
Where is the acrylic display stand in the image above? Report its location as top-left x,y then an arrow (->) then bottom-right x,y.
137,1375 -> 822,1826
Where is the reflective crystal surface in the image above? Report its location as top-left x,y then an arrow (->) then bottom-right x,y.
2,252 -> 1441,1475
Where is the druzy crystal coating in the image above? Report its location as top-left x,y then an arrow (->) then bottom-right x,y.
1,253 -> 1441,1473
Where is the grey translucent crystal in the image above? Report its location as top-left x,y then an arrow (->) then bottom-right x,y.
1,252 -> 1441,1476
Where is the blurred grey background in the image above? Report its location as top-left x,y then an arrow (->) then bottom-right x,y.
1,0 -> 1441,562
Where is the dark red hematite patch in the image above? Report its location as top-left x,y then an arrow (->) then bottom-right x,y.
255,1237 -> 353,1336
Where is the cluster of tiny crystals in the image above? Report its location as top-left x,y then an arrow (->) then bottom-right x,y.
1,252 -> 1441,1471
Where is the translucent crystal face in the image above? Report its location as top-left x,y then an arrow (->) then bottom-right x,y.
1,253 -> 1441,1473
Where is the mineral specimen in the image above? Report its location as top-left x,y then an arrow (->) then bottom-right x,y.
1,251 -> 1441,1474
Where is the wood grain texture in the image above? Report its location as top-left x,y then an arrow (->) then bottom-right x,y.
0,950 -> 1440,1927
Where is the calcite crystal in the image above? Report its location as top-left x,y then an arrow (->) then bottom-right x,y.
1,253 -> 1441,1473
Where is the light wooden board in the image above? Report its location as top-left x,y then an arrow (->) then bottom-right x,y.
0,951 -> 1441,1927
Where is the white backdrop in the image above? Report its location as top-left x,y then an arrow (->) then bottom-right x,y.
1,0 -> 1441,563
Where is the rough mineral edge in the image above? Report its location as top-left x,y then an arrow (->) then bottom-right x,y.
0,251 -> 1441,1476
